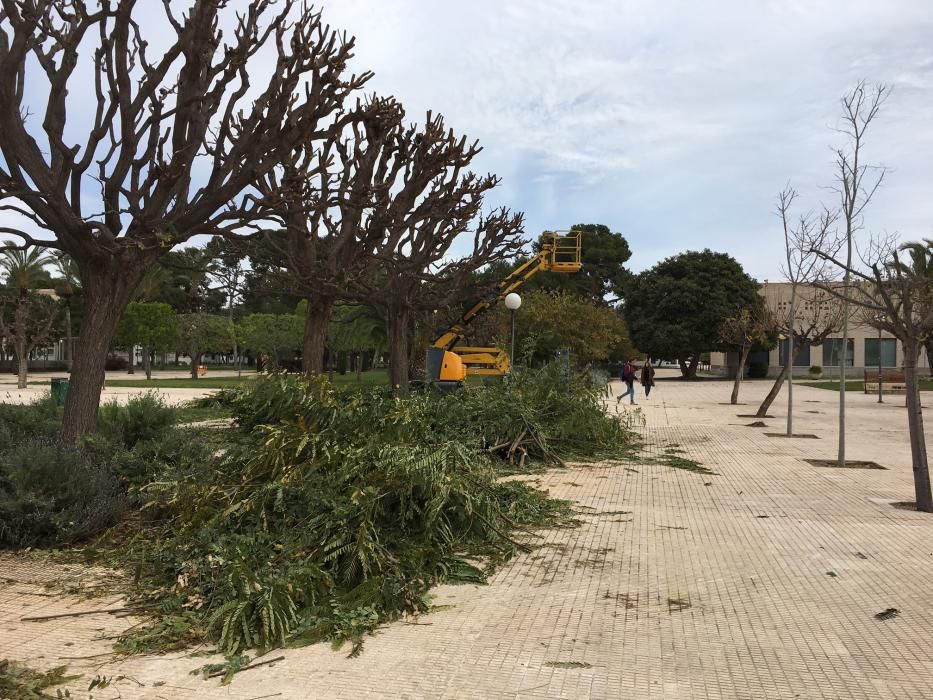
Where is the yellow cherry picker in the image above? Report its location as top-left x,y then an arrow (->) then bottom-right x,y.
425,230 -> 582,389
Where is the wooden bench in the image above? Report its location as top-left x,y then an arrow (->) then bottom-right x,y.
863,369 -> 906,394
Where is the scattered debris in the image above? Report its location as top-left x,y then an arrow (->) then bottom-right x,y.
21,606 -> 138,622
703,482 -> 712,486
755,515 -> 770,519
667,597 -> 691,612
826,571 -> 837,577
544,661 -> 592,669
874,608 -> 899,621
805,459 -> 885,470
855,552 -> 869,560
745,421 -> 767,427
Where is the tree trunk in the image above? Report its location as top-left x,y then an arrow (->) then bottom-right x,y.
387,302 -> 411,396
143,344 -> 152,380
356,353 -> 362,382
190,351 -> 201,380
678,352 -> 689,377
303,295 -> 334,376
686,353 -> 699,378
731,344 -> 751,404
61,271 -> 140,443
787,294 -> 796,437
903,343 -> 932,511
128,345 -> 135,374
756,360 -> 789,417
14,339 -> 27,389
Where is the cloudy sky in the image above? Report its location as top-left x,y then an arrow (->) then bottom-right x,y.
315,0 -> 933,279
3,1 -> 932,282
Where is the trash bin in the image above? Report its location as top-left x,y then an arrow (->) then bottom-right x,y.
50,377 -> 69,406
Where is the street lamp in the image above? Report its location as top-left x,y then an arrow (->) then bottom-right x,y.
504,292 -> 522,369
875,314 -> 886,404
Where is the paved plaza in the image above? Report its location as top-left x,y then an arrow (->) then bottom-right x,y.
2,372 -> 932,699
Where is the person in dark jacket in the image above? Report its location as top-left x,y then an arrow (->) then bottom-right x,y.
617,358 -> 637,405
640,359 -> 656,398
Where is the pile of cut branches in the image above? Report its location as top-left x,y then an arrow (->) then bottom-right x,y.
96,366 -> 635,657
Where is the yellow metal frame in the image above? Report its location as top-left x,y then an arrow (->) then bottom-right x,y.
428,230 -> 583,379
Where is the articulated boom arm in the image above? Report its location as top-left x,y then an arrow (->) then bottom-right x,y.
429,230 -> 582,373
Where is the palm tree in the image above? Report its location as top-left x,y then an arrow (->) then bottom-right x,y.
53,252 -> 81,371
895,240 -> 933,375
0,245 -> 54,295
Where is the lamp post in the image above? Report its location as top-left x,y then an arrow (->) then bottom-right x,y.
504,292 -> 522,369
876,314 -> 886,403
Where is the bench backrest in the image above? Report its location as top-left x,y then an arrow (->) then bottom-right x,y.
863,369 -> 905,383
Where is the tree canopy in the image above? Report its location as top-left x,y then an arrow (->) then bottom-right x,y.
625,249 -> 760,377
531,224 -> 631,302
515,290 -> 632,365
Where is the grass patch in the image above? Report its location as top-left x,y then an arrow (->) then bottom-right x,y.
100,370 -> 391,390
175,403 -> 233,424
801,378 -> 932,392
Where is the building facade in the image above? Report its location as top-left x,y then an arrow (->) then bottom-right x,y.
711,282 -> 926,378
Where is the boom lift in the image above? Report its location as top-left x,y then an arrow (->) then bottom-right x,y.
425,230 -> 582,389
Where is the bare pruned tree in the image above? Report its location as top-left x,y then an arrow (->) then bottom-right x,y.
760,186 -> 839,431
328,111 -> 527,393
0,0 -> 372,440
718,303 -> 772,405
812,236 -> 933,511
754,283 -> 844,419
255,96 -> 406,375
827,82 -> 888,464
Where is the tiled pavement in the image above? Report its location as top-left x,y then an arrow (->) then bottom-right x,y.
2,373 -> 932,699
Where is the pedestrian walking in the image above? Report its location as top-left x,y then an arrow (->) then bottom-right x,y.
641,359 -> 656,398
617,357 -> 637,405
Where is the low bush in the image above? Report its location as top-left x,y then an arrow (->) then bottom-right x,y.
0,437 -> 125,548
97,393 -> 177,449
105,354 -> 129,371
0,395 -> 61,446
103,365 -> 635,656
748,361 -> 769,379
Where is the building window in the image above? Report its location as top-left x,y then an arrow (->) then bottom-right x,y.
864,338 -> 897,368
779,339 -> 811,367
822,338 -> 854,367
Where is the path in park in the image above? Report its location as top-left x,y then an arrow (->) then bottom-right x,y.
0,369 -> 237,405
2,373 -> 932,699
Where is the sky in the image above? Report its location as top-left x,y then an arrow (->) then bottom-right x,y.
3,0 -> 932,282
313,0 -> 933,280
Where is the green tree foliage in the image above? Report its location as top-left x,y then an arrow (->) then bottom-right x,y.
625,249 -> 760,377
236,313 -> 303,368
0,291 -> 61,388
177,314 -> 232,379
515,290 -> 631,365
115,303 -> 179,379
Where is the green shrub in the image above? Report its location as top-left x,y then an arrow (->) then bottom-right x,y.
97,393 -> 177,448
809,365 -> 822,374
0,437 -> 125,548
748,361 -> 769,379
0,395 -> 61,446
